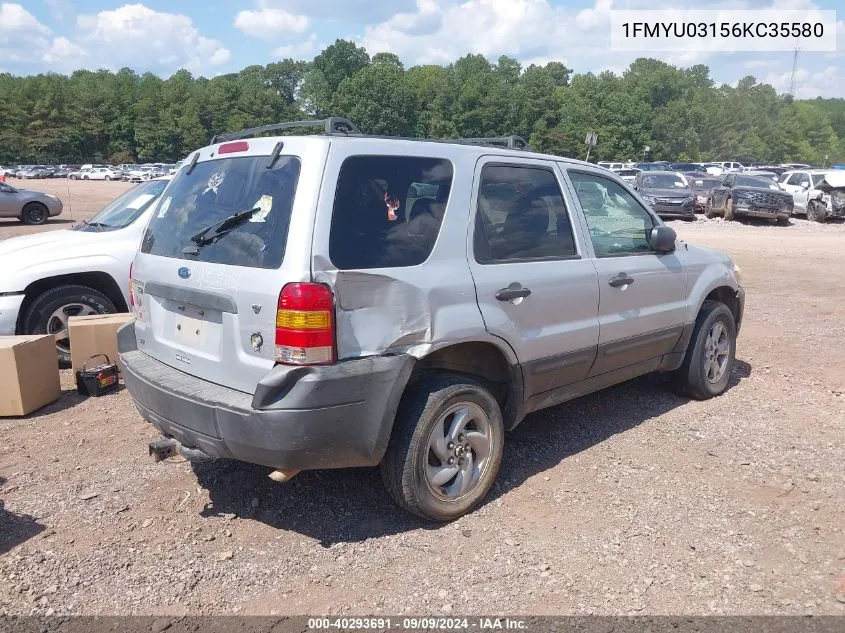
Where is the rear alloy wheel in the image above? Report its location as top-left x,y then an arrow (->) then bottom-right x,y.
20,202 -> 49,225
724,198 -> 735,221
381,374 -> 504,521
807,199 -> 827,223
22,285 -> 117,365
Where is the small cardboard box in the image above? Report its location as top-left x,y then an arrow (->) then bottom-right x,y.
0,335 -> 61,416
68,313 -> 135,374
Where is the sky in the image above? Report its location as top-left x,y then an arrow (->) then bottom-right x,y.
0,0 -> 842,98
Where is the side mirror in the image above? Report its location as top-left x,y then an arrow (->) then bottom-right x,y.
649,225 -> 677,253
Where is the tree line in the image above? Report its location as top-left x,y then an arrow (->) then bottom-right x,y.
1,39 -> 843,166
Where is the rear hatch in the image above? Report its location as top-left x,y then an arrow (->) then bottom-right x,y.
131,137 -> 328,394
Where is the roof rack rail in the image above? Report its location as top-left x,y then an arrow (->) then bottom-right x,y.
210,117 -> 361,144
451,136 -> 529,150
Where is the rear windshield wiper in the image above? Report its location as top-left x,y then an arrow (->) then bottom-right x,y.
182,206 -> 261,255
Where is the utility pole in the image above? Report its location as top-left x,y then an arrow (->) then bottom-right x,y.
789,46 -> 799,97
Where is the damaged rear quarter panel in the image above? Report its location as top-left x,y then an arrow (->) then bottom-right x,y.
310,146 -> 511,362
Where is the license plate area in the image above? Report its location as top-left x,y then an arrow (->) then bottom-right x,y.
156,300 -> 223,354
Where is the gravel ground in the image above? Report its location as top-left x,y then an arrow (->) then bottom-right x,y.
0,193 -> 843,616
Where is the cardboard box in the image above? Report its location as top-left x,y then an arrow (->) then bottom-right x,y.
68,313 -> 135,374
0,335 -> 61,416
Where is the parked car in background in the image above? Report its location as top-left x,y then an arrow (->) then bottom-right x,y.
688,175 -> 723,213
68,168 -> 87,180
20,166 -> 47,179
52,166 -> 71,178
780,163 -> 812,170
612,167 -> 641,185
125,166 -> 157,182
0,180 -> 63,224
0,176 -> 171,363
81,166 -> 122,181
743,170 -> 779,182
633,171 -> 695,219
706,173 -> 792,223
700,162 -> 724,176
718,162 -> 745,173
668,162 -> 702,173
779,169 -> 843,222
814,171 -> 845,222
598,161 -> 626,171
633,161 -> 670,172
0,166 -> 15,177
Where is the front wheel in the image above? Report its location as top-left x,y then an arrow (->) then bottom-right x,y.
724,198 -> 735,221
807,200 -> 827,223
20,203 -> 49,225
704,199 -> 718,219
381,374 -> 504,522
22,285 -> 117,365
105,175 -> 111,181
671,300 -> 737,400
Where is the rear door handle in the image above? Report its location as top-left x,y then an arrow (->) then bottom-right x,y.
609,273 -> 635,288
496,284 -> 532,301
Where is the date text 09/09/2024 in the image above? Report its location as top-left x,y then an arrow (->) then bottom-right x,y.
622,22 -> 824,39
307,617 -> 528,630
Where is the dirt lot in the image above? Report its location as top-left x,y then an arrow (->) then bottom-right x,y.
0,180 -> 843,617
0,177 -> 133,237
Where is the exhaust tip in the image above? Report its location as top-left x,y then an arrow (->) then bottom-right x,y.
269,469 -> 300,482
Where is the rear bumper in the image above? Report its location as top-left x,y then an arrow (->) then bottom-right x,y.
0,293 -> 24,335
117,322 -> 414,471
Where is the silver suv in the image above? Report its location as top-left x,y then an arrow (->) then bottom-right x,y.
119,118 -> 745,521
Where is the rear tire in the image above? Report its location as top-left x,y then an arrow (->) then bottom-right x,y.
380,374 -> 504,522
20,202 -> 49,225
105,175 -> 111,181
807,200 -> 827,223
22,285 -> 117,366
671,300 -> 737,400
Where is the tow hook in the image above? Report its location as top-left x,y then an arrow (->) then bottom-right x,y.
149,437 -> 178,462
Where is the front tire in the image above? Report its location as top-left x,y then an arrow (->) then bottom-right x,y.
381,374 -> 504,522
671,300 -> 737,400
807,200 -> 827,223
22,285 -> 117,365
704,199 -> 718,219
724,198 -> 735,221
105,175 -> 111,181
20,202 -> 49,225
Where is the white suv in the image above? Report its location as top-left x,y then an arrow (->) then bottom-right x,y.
0,177 -> 171,363
778,169 -> 838,222
119,119 -> 745,521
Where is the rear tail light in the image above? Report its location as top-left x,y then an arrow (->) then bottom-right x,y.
218,141 -> 249,154
275,283 -> 336,365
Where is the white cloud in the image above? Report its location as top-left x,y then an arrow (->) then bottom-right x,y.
272,33 -> 319,59
75,3 -> 231,73
234,8 -> 309,38
0,2 -> 50,34
0,2 -> 84,71
46,0 -> 75,22
257,0 -> 416,24
763,65 -> 845,98
42,36 -> 87,64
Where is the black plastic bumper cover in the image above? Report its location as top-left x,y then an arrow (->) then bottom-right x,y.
117,322 -> 415,470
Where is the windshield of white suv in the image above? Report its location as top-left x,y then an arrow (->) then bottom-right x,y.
74,179 -> 169,231
140,155 -> 301,269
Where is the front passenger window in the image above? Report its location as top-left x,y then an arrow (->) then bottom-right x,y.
569,171 -> 655,257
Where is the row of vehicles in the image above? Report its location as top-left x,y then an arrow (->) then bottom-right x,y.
0,118 -> 747,520
603,163 -> 844,224
600,160 -> 815,178
0,162 -> 181,181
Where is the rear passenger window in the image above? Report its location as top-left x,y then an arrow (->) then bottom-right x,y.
473,164 -> 577,264
329,156 -> 453,270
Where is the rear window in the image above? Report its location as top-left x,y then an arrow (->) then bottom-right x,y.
329,155 -> 454,270
140,155 -> 301,269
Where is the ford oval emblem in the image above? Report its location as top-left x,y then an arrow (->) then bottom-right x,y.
178,267 -> 191,279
